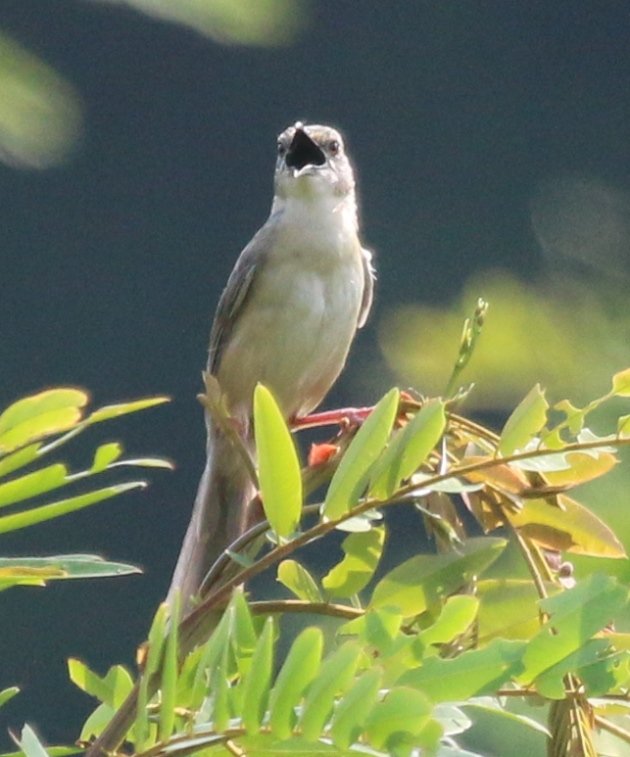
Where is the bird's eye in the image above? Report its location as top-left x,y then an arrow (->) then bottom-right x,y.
328,139 -> 340,155
277,141 -> 287,157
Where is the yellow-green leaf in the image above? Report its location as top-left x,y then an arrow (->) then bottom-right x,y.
87,396 -> 169,424
254,384 -> 302,538
277,560 -> 322,602
369,400 -> 446,499
323,388 -> 399,520
322,527 -> 385,598
499,384 -> 548,455
0,463 -> 67,509
91,442 -> 123,472
612,367 -> 630,397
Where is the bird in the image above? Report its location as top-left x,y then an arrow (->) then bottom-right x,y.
167,121 -> 374,610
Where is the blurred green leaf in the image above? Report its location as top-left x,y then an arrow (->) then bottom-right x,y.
518,573 -> 629,685
364,686 -> 433,751
416,595 -> 479,649
499,384 -> 548,455
370,537 -> 506,617
477,579 -> 549,642
231,590 -> 258,678
277,559 -> 322,602
299,642 -> 362,741
86,396 -> 169,425
254,384 -> 302,538
269,627 -> 323,740
68,660 -> 134,709
96,0 -> 310,46
0,443 -> 41,478
330,668 -> 382,750
0,481 -> 146,535
159,593 -> 180,739
533,639 -> 618,699
369,399 -> 446,499
322,526 -> 385,598
323,388 -> 399,520
242,617 -> 274,732
612,367 -> 630,397
400,640 -> 526,701
0,32 -> 82,170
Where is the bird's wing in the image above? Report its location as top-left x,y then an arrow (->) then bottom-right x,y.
208,224 -> 275,373
357,247 -> 376,329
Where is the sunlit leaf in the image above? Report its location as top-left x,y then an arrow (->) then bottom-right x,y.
254,384 -> 302,538
364,686 -> 433,750
611,367 -> 630,397
322,527 -> 385,598
242,617 -> 274,732
87,396 -> 169,424
401,639 -> 526,701
231,590 -> 258,678
416,595 -> 479,648
323,388 -> 399,520
91,442 -> 122,472
68,660 -> 133,708
269,627 -> 323,740
277,560 -> 322,602
369,399 -> 446,499
618,414 -> 630,437
0,481 -> 146,535
0,389 -> 87,453
507,495 -> 626,558
370,537 -> 506,617
330,668 -> 382,749
543,450 -> 617,486
0,464 -> 67,509
533,639 -> 616,699
0,443 -> 41,478
299,642 -> 362,741
499,384 -> 548,455
0,687 -> 19,710
518,574 -> 628,686
159,592 -> 180,739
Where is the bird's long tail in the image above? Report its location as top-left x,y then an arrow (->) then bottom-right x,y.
167,424 -> 254,610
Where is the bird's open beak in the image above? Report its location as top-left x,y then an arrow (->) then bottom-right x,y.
285,128 -> 326,172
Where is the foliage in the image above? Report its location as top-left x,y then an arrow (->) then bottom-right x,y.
51,351 -> 630,756
0,387 -> 170,590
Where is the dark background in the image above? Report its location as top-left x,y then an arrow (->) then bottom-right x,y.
1,0 -> 630,744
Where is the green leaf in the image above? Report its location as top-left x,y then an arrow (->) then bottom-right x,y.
0,389 -> 88,453
369,399 -> 446,499
0,481 -> 146,535
477,579 -> 549,642
91,442 -> 122,472
242,617 -> 275,732
400,639 -> 526,701
277,560 -> 323,602
67,660 -> 133,708
323,388 -> 400,520
0,687 -> 19,710
364,686 -> 433,751
322,527 -> 385,598
137,602 -> 168,750
231,590 -> 258,678
508,494 -> 626,558
370,537 -> 507,617
299,642 -> 363,741
0,464 -> 67,509
330,668 -> 382,749
13,724 -> 50,757
499,384 -> 548,455
416,595 -> 479,648
0,555 -> 140,589
269,627 -> 323,740
518,573 -> 629,686
86,396 -> 170,424
0,443 -> 41,478
159,592 -> 180,739
612,367 -> 630,397
618,414 -> 630,437
533,639 -> 615,699
254,384 -> 302,538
